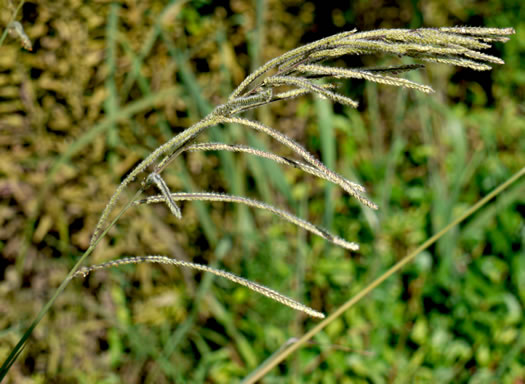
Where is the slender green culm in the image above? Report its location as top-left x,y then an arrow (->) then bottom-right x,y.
70,256 -> 325,319
242,166 -> 525,383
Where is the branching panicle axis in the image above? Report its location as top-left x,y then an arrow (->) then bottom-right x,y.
85,26 -> 514,318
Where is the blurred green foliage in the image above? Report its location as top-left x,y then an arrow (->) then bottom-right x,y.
0,0 -> 524,382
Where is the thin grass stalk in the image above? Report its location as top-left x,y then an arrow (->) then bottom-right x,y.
242,166 -> 525,384
0,189 -> 144,379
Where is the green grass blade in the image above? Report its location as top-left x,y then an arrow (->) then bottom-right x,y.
117,33 -> 173,138
315,95 -> 335,230
119,0 -> 180,98
244,0 -> 295,206
379,87 -> 407,218
104,2 -> 121,168
176,161 -> 219,245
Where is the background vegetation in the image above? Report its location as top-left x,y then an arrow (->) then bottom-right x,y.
1,0 -> 524,382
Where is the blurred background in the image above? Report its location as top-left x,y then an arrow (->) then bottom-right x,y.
0,0 -> 524,382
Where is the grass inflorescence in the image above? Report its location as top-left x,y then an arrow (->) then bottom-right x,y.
85,26 -> 514,319
0,19 -> 517,382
